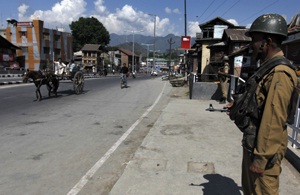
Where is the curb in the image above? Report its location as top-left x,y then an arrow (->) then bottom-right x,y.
0,74 -> 23,78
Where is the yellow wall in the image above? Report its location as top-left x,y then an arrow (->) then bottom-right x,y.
201,42 -> 211,73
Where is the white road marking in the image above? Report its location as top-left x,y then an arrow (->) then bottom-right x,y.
67,83 -> 167,195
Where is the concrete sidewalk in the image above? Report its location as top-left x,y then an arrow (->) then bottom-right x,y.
109,88 -> 300,194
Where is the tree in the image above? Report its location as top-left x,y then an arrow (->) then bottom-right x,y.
69,17 -> 110,51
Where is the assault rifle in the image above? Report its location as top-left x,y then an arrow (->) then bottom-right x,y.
206,104 -> 229,112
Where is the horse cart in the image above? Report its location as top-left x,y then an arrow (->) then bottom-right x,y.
169,76 -> 186,87
57,67 -> 85,95
23,66 -> 84,101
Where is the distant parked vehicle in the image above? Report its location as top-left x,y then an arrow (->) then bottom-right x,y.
151,71 -> 158,76
161,74 -> 169,80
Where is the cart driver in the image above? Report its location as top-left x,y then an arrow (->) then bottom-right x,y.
54,58 -> 66,75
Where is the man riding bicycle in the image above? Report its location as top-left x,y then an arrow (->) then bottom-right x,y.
120,63 -> 129,88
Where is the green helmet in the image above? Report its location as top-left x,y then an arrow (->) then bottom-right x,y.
246,13 -> 287,39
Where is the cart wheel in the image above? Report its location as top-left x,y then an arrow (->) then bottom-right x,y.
73,71 -> 84,94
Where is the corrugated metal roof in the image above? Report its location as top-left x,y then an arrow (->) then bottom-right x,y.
224,29 -> 252,41
288,14 -> 300,34
118,48 -> 139,57
81,44 -> 101,51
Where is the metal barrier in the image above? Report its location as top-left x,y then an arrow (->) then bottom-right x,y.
229,74 -> 245,102
288,94 -> 300,148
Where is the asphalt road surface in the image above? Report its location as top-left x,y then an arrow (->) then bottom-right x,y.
0,74 -> 173,195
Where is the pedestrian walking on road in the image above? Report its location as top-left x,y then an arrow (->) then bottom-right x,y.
230,13 -> 297,195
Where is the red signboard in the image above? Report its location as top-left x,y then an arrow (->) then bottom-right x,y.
181,36 -> 191,49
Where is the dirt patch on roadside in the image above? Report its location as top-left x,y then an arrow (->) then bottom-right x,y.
170,85 -> 189,99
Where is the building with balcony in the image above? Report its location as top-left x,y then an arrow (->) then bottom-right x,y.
4,19 -> 72,71
81,44 -> 102,66
190,17 -> 250,81
195,17 -> 235,76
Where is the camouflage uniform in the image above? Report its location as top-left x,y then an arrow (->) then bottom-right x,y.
242,51 -> 297,195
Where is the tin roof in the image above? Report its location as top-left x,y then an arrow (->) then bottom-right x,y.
288,14 -> 300,34
81,44 -> 102,51
223,29 -> 252,41
118,48 -> 139,57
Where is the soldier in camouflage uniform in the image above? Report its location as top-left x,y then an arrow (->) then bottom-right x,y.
219,56 -> 230,104
242,13 -> 297,195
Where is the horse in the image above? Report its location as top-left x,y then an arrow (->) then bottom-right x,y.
23,70 -> 59,101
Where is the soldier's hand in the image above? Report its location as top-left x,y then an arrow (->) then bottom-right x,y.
249,163 -> 264,176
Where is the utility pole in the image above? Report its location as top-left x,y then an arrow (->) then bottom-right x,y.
148,14 -> 157,71
184,0 -> 187,36
184,0 -> 187,76
141,43 -> 153,74
125,30 -> 143,73
167,37 -> 175,79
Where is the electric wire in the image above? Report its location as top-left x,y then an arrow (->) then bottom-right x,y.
203,0 -> 227,22
239,0 -> 280,24
197,0 -> 216,22
220,0 -> 241,17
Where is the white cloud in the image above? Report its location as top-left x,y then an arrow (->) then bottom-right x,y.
173,9 -> 180,14
165,7 -> 172,14
15,1 -> 182,37
19,0 -> 87,27
93,4 -> 176,36
165,7 -> 180,14
227,19 -> 238,26
18,4 -> 29,20
188,21 -> 201,37
94,0 -> 106,14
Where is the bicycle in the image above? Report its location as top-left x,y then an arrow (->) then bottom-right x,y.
120,73 -> 127,88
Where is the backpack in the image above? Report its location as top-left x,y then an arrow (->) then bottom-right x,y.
229,56 -> 297,152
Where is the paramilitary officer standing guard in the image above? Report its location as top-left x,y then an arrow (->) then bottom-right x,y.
229,13 -> 297,195
219,56 -> 230,104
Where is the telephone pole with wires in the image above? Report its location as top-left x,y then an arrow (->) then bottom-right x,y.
167,37 -> 175,78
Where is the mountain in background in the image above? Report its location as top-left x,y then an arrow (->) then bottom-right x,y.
109,33 -> 196,57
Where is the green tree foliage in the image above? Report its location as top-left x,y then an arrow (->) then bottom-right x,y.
69,17 -> 110,51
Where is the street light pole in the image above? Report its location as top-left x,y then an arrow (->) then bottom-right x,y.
132,33 -> 135,73
125,30 -> 143,73
141,43 -> 153,74
148,14 -> 157,70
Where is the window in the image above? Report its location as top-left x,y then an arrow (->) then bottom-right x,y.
55,35 -> 60,41
43,33 -> 50,41
54,48 -> 60,55
44,47 -> 50,54
22,47 -> 28,53
19,31 -> 27,38
202,28 -> 214,39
